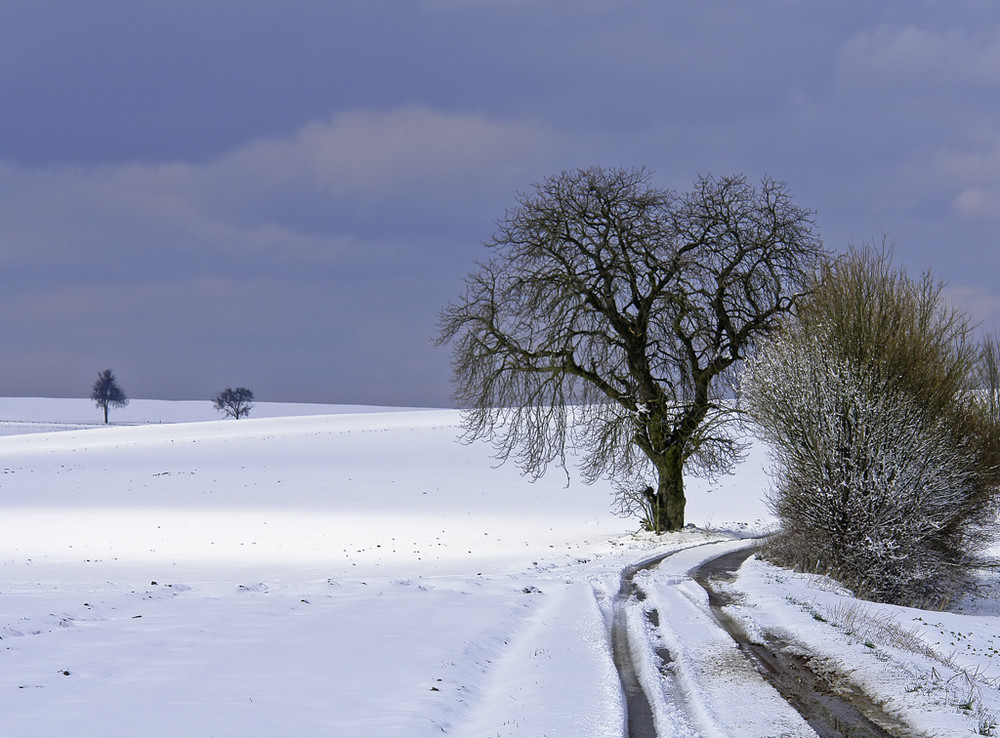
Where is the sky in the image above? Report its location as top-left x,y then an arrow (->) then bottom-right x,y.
1,1 -> 999,407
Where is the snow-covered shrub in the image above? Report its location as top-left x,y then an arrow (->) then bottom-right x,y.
744,245 -> 1000,608
746,336 -> 987,605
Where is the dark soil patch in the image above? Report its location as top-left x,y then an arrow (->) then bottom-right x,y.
692,547 -> 916,738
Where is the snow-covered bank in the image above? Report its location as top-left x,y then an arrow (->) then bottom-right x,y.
726,554 -> 1000,736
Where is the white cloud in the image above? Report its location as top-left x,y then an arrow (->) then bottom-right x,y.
0,107 -> 562,270
953,186 -> 1000,218
838,24 -> 1000,90
937,139 -> 1000,218
885,138 -> 1000,219
942,284 -> 1000,334
212,105 -> 557,198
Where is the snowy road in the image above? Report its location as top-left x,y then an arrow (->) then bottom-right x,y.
615,540 -> 819,737
615,539 -> 942,737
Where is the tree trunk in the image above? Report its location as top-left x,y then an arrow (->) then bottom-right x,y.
103,403 -> 109,424
652,446 -> 686,533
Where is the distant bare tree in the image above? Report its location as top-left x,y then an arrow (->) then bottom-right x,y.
438,167 -> 825,532
213,387 -> 254,419
90,369 -> 128,424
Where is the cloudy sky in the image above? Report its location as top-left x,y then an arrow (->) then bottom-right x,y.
2,2 -> 999,407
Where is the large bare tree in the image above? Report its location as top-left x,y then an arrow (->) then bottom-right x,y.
438,167 -> 824,532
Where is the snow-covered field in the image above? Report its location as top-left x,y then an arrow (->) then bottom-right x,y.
0,399 -> 997,736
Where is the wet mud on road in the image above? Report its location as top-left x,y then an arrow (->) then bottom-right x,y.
692,547 -> 917,738
612,558 -> 660,738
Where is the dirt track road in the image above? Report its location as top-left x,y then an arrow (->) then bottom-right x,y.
612,540 -> 917,738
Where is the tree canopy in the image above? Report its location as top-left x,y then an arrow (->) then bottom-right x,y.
213,387 -> 255,420
439,167 -> 825,531
90,369 -> 128,424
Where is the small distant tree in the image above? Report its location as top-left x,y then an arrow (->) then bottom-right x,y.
213,387 -> 254,419
91,369 -> 128,424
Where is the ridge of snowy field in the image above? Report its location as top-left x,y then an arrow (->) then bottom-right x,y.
0,399 -> 997,736
0,397 -> 419,436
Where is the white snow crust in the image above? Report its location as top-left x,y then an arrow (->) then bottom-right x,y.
0,399 -> 996,736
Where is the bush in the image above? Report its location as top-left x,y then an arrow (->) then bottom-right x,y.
744,245 -> 1000,607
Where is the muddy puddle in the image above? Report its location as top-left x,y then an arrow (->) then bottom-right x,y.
612,559 -> 659,738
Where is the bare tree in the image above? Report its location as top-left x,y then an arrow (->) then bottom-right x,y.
438,167 -> 824,532
213,387 -> 254,419
91,369 -> 128,424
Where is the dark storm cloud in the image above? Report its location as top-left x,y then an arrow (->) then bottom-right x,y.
1,1 -> 999,405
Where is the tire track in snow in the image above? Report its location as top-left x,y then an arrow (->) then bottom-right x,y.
611,541 -> 726,737
615,539 -> 817,736
618,538 -> 918,736
612,556 -> 660,737
453,580 -> 625,738
693,548 -> 916,738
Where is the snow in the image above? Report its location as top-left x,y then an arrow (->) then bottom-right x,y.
632,541 -> 815,737
0,398 -> 997,736
0,397 -> 420,439
725,557 -> 1000,736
